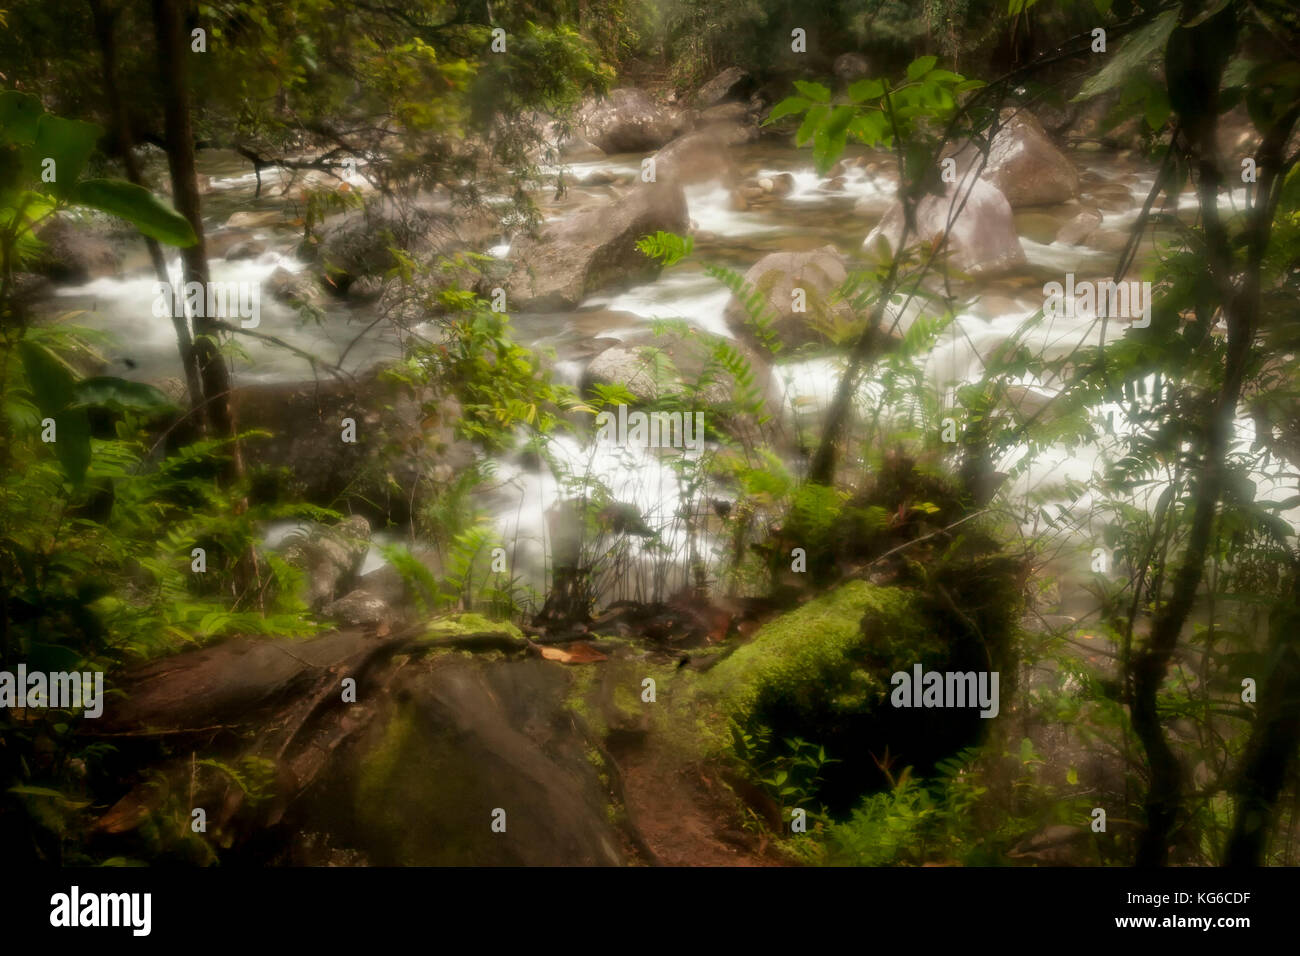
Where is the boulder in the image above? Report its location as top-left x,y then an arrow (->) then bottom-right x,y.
694,67 -> 749,108
582,327 -> 781,446
724,245 -> 852,351
322,588 -> 390,626
699,102 -> 751,126
700,581 -> 998,809
232,366 -> 473,525
276,516 -> 373,609
1065,91 -> 1144,149
559,134 -> 606,161
1055,208 -> 1103,246
833,52 -> 871,83
584,344 -> 676,403
223,239 -> 267,261
577,88 -> 683,154
653,129 -> 739,186
225,210 -> 283,229
33,217 -> 121,283
306,656 -> 626,865
301,195 -> 493,293
262,266 -> 322,308
863,177 -> 1027,277
947,108 -> 1079,207
768,172 -> 796,197
503,180 -> 688,310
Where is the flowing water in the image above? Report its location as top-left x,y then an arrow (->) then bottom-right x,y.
40,143 -> 1299,610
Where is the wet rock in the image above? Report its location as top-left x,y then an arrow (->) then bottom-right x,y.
1014,209 -> 1071,244
853,192 -> 895,218
262,266 -> 321,307
1083,181 -> 1135,212
33,217 -> 121,283
225,210 -> 283,229
579,169 -> 618,186
655,132 -> 738,188
695,67 -> 749,108
864,177 -> 1026,277
223,238 -> 267,261
699,118 -> 756,146
578,88 -> 684,153
947,109 -> 1079,207
322,588 -> 390,626
699,102 -> 753,128
557,133 -> 605,161
769,172 -> 796,197
503,180 -> 688,310
7,271 -> 52,309
582,328 -> 780,445
584,344 -> 675,402
1055,208 -> 1103,246
725,245 -> 851,351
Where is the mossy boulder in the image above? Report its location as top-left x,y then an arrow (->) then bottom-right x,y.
701,581 -> 1007,811
295,656 -> 625,865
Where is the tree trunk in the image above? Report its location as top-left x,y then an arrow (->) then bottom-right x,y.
91,0 -> 203,414
1225,566 -> 1300,866
151,0 -> 241,468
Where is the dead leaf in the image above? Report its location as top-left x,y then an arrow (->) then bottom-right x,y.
539,642 -> 608,665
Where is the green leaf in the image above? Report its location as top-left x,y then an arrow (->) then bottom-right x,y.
1144,85 -> 1171,129
50,407 -> 92,486
73,377 -> 176,413
792,80 -> 831,104
847,78 -> 884,103
1073,9 -> 1178,102
8,785 -> 91,808
795,104 -> 828,147
31,114 -> 102,196
813,106 -> 854,173
1221,55 -> 1254,90
0,91 -> 44,146
766,96 -> 810,123
906,56 -> 937,81
18,340 -> 78,416
70,179 -> 197,246
19,340 -> 92,484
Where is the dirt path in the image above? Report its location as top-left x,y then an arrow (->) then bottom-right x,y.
611,738 -> 779,866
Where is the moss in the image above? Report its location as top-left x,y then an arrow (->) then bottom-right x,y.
564,666 -> 605,738
611,682 -> 643,723
356,698 -> 418,811
697,580 -> 1011,813
701,581 -> 925,728
421,613 -> 524,642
